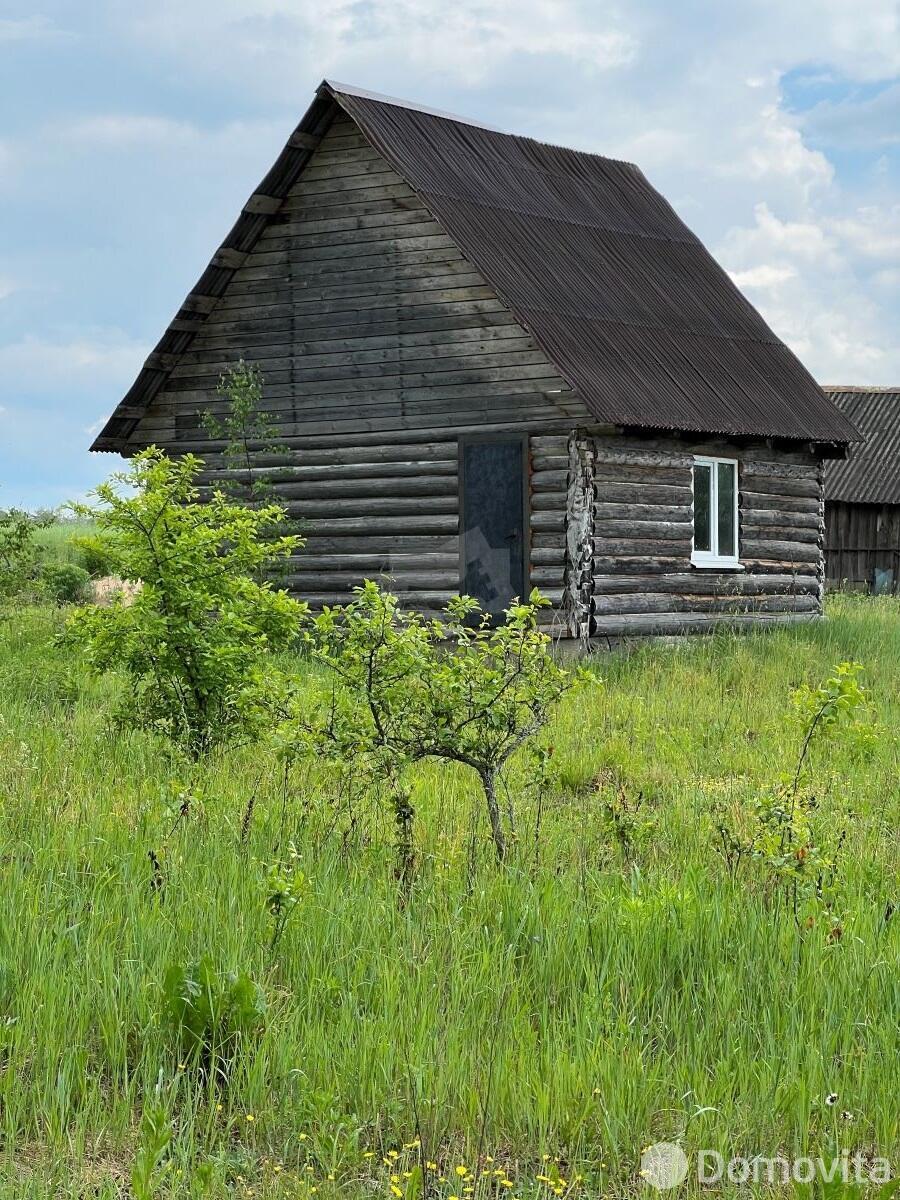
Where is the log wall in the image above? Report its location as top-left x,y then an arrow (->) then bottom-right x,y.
587,434 -> 826,638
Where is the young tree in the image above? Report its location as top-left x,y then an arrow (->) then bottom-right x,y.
201,360 -> 286,503
68,448 -> 306,757
280,582 -> 574,862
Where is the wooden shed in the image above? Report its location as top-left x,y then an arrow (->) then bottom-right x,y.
91,80 -> 860,640
823,387 -> 900,593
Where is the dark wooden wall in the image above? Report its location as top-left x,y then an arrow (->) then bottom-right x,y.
573,434 -> 825,638
825,501 -> 900,591
126,110 -> 590,619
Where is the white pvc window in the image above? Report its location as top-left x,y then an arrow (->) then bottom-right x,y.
691,456 -> 740,568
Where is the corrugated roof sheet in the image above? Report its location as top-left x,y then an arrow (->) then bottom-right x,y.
91,80 -> 860,453
823,388 -> 900,504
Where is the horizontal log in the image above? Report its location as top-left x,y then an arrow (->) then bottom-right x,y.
742,523 -> 821,545
592,572 -> 819,597
594,502 -> 690,523
593,537 -> 691,556
203,464 -> 458,490
741,508 -> 822,531
596,462 -> 689,487
300,535 -> 458,556
593,519 -> 693,539
593,446 -> 693,469
740,490 -> 821,516
740,475 -> 820,500
530,469 -> 569,492
287,551 -> 459,572
529,435 -> 570,453
531,493 -> 568,512
531,454 -> 569,472
740,538 -> 820,562
592,592 -> 820,616
529,565 -> 565,588
213,443 -> 457,469
282,496 -> 458,517
596,482 -> 692,507
530,511 -> 565,533
593,556 -> 688,575
530,546 -> 566,566
286,514 -> 458,536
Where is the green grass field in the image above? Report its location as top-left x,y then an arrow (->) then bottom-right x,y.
0,595 -> 896,1197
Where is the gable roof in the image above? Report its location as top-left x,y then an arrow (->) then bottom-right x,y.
823,387 -> 900,504
92,80 -> 860,453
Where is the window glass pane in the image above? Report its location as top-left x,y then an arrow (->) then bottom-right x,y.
717,461 -> 736,557
693,463 -> 711,552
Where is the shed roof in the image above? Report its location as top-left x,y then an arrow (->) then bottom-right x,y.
91,80 -> 860,453
823,387 -> 900,504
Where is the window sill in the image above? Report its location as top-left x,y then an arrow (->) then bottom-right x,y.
690,556 -> 745,571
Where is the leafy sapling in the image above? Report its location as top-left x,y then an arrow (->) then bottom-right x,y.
201,359 -> 288,504
282,583 -> 575,864
67,448 -> 307,757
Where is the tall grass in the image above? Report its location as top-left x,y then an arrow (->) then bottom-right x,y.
0,596 -> 896,1197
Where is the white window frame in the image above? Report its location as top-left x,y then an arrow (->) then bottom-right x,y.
691,455 -> 741,569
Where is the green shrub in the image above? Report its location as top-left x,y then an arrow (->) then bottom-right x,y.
0,508 -> 47,599
66,448 -> 307,757
41,562 -> 91,605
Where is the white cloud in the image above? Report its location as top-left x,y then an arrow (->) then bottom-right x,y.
0,276 -> 15,302
717,105 -> 833,201
825,208 -> 900,261
729,264 -> 797,290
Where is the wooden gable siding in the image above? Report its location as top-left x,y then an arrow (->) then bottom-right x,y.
577,435 -> 824,638
127,111 -> 590,616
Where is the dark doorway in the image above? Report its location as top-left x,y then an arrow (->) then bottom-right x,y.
460,438 -> 527,619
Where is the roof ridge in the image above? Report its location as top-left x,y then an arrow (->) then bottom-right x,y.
325,79 -> 641,172
822,384 -> 900,393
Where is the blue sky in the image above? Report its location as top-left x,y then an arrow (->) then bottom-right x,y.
1,0 -> 899,509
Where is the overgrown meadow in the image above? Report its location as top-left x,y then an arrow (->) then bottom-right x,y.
0,584 -> 896,1198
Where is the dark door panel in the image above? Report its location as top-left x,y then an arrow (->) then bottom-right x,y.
460,439 -> 527,618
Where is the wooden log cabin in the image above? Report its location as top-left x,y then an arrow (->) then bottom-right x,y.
91,80 -> 861,640
822,387 -> 900,593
